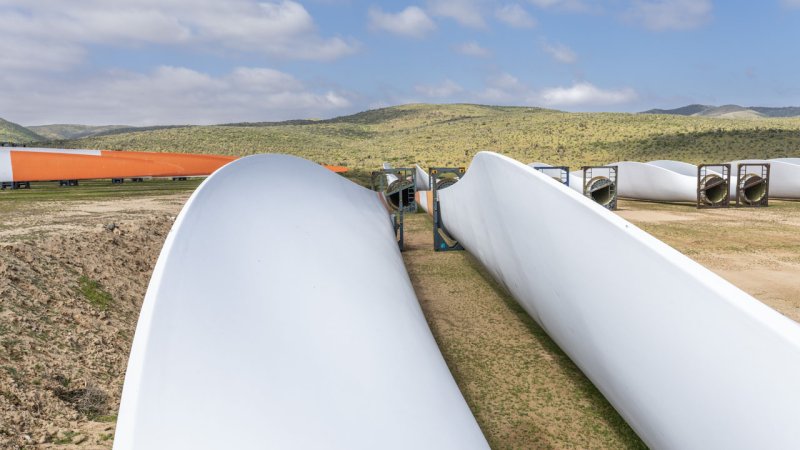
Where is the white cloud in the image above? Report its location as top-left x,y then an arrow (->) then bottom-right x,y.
528,0 -> 592,12
454,41 -> 492,57
2,66 -> 352,126
541,41 -> 577,64
495,4 -> 537,28
368,6 -> 436,38
414,79 -> 464,98
539,82 -> 637,106
781,0 -> 800,7
0,35 -> 86,71
428,0 -> 487,28
625,0 -> 712,31
0,0 -> 358,69
478,73 -> 637,108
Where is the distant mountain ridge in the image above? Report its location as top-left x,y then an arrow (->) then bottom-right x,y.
0,118 -> 44,143
642,104 -> 800,119
28,124 -> 133,140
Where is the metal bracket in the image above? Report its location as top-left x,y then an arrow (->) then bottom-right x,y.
735,163 -> 770,207
370,168 -> 417,213
696,164 -> 731,209
582,165 -> 618,210
430,167 -> 465,252
393,209 -> 405,251
1,181 -> 30,190
371,168 -> 417,251
533,166 -> 570,185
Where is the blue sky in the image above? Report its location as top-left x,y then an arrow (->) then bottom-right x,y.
1,0 -> 799,125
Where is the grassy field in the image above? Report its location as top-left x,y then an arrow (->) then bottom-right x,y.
0,178 -> 202,207
64,104 -> 800,173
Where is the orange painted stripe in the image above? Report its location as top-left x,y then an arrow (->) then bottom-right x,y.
99,150 -> 235,177
8,149 -> 348,182
323,165 -> 349,173
10,151 -> 194,181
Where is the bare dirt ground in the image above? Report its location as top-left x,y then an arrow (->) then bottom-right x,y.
617,199 -> 800,323
1,188 -> 798,449
0,194 -> 189,449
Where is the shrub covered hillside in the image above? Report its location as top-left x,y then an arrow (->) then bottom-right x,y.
67,104 -> 800,172
0,118 -> 44,143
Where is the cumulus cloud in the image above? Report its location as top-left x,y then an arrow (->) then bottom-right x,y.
454,41 -> 492,57
495,4 -> 537,28
541,41 -> 577,64
625,0 -> 712,31
539,82 -> 637,106
0,0 -> 357,70
414,79 -> 464,98
428,0 -> 487,28
478,73 -> 636,107
368,6 -> 436,38
2,66 -> 353,126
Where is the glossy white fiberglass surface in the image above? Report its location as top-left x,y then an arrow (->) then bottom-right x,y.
730,159 -> 800,199
440,151 -> 800,449
611,160 -> 698,202
115,154 -> 488,450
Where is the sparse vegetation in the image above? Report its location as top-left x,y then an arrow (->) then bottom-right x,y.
0,117 -> 44,143
62,104 -> 800,173
27,124 -> 133,140
403,213 -> 645,448
79,276 -> 113,310
53,430 -> 77,445
0,178 -> 202,203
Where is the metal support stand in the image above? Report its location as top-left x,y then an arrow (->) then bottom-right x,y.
371,168 -> 417,251
582,165 -> 618,210
2,181 -> 30,190
735,163 -> 770,207
430,167 -> 465,252
371,168 -> 417,213
393,209 -> 405,250
533,166 -> 570,185
696,164 -> 731,209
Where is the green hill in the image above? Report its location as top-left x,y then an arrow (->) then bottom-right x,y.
0,118 -> 44,143
65,103 -> 800,176
28,124 -> 133,140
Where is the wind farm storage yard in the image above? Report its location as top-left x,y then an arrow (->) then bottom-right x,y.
2,104 -> 800,448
